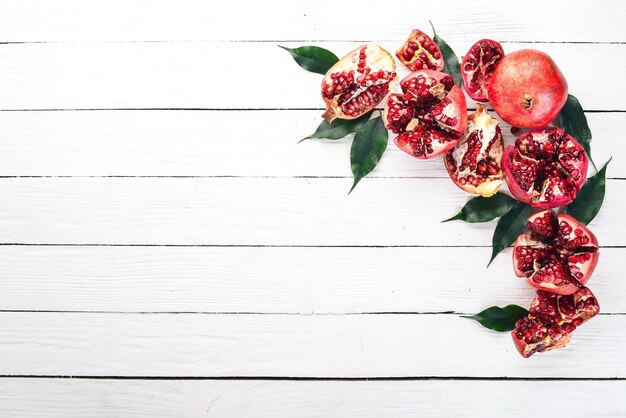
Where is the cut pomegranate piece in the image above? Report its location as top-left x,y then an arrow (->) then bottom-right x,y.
444,104 -> 504,197
513,210 -> 599,295
512,287 -> 599,358
502,127 -> 588,208
383,70 -> 467,159
461,39 -> 504,102
321,44 -> 398,122
396,29 -> 444,71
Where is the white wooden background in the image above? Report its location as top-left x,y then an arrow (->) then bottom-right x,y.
0,1 -> 625,416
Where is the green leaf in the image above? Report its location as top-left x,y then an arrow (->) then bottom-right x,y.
463,305 -> 529,332
279,45 -> 339,75
442,193 -> 517,223
557,94 -> 595,169
429,21 -> 462,86
349,116 -> 388,194
564,158 -> 611,225
488,202 -> 531,266
299,111 -> 373,143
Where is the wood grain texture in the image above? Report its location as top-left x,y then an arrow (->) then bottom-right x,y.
0,0 -> 622,43
0,110 -> 620,178
0,246 -> 621,313
1,378 -> 625,418
0,42 -> 623,110
0,313 -> 624,377
0,177 -> 623,246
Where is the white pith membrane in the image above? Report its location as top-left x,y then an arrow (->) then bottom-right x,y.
506,128 -> 586,206
321,43 -> 397,122
514,288 -> 599,357
444,104 -> 503,197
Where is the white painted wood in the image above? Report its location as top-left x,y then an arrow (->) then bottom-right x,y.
0,42 -> 622,110
0,110 -> 620,177
0,246 -> 621,314
0,177 -> 623,246
0,0 -> 622,43
0,313 -> 623,377
1,378 -> 624,418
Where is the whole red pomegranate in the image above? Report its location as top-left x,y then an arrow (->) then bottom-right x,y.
383,70 -> 467,159
321,44 -> 398,122
444,104 -> 504,196
396,29 -> 444,71
512,287 -> 599,358
513,209 -> 599,295
502,127 -> 588,208
460,39 -> 504,102
488,49 -> 568,128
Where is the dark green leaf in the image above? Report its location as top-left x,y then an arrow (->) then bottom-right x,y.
299,111 -> 373,143
429,21 -> 462,86
442,193 -> 517,223
488,202 -> 531,266
463,305 -> 529,332
564,158 -> 611,225
279,45 -> 339,75
557,94 -> 595,168
349,116 -> 388,194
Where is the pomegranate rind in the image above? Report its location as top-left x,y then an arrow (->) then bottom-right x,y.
383,70 -> 467,160
512,210 -> 600,295
502,127 -> 588,208
321,44 -> 398,122
444,104 -> 504,197
488,49 -> 568,128
460,39 -> 505,102
396,29 -> 444,72
512,287 -> 599,358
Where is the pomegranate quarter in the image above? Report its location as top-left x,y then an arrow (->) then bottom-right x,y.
444,104 -> 504,197
321,44 -> 398,122
488,49 -> 568,128
383,70 -> 467,159
461,39 -> 505,102
513,210 -> 599,295
512,287 -> 599,358
396,29 -> 444,71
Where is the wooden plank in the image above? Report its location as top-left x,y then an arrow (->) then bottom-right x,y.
0,42 -> 623,110
0,0 -> 623,43
1,378 -> 625,417
0,110 -> 619,178
0,246 -> 621,314
0,177 -> 623,246
0,312 -> 623,377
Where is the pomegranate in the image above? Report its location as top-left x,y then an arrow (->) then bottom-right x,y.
502,127 -> 588,208
321,44 -> 398,122
396,29 -> 444,71
513,209 -> 599,295
488,49 -> 568,128
512,287 -> 599,358
383,70 -> 467,159
460,39 -> 504,102
444,104 -> 504,196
